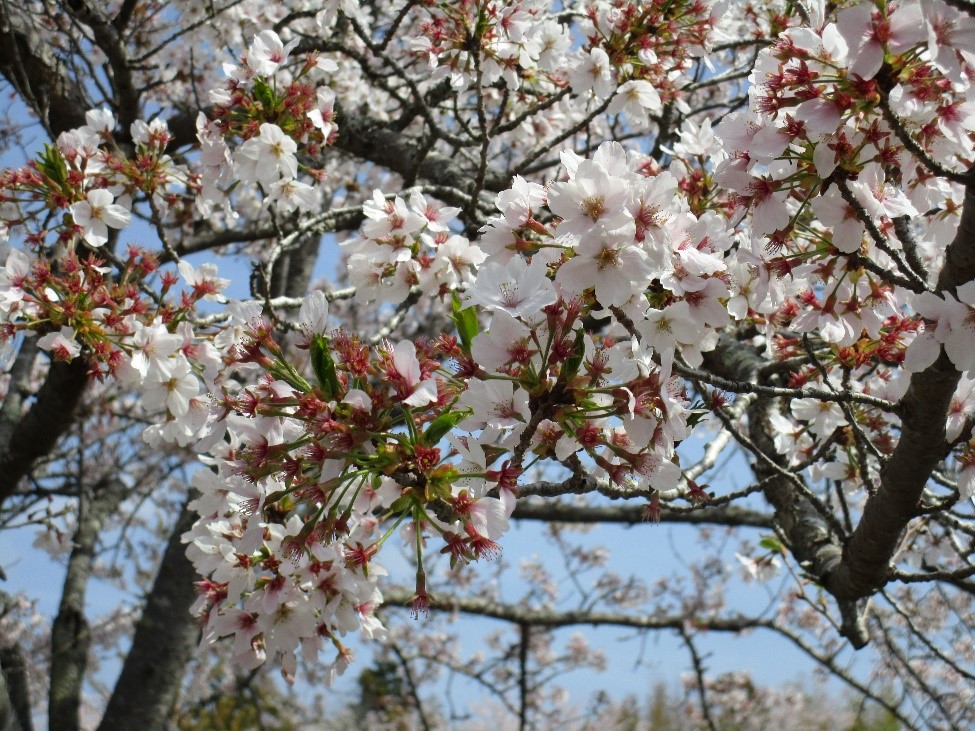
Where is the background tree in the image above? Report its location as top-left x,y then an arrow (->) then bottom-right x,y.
0,0 -> 974,729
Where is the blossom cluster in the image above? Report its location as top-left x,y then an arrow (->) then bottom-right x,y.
568,0 -> 713,116
183,296 -> 520,678
406,0 -> 713,124
198,30 -> 340,216
0,108 -> 186,250
714,1 -> 974,365
2,0 -> 975,690
342,190 -> 485,303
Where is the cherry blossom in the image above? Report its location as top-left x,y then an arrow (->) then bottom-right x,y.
69,189 -> 131,247
465,256 -> 556,322
388,340 -> 439,408
235,124 -> 298,185
36,326 -> 82,361
4,5 -> 975,724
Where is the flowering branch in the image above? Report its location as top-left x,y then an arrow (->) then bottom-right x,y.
828,175 -> 975,601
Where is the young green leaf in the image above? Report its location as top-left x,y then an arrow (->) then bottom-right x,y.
759,535 -> 785,553
310,334 -> 341,399
561,328 -> 586,382
423,408 -> 472,445
451,294 -> 479,353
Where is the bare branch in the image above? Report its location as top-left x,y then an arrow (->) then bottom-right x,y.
512,500 -> 774,529
381,586 -> 764,632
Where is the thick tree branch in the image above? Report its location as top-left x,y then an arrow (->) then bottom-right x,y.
0,358 -> 90,506
167,102 -> 508,204
512,500 -> 774,529
0,663 -> 22,731
0,340 -> 38,481
0,2 -> 89,134
48,476 -> 127,731
0,591 -> 31,731
0,643 -> 29,731
62,1 -> 140,130
97,500 -> 200,731
942,0 -> 975,14
700,337 -> 863,645
826,178 -> 975,601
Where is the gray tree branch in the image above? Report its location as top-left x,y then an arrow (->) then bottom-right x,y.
97,500 -> 200,731
48,476 -> 127,731
0,358 -> 89,507
700,337 -> 864,646
381,586 -> 764,632
0,2 -> 88,134
512,501 -> 774,529
0,645 -> 28,731
0,664 -> 21,731
826,176 -> 975,601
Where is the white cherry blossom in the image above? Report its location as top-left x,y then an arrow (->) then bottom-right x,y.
70,189 -> 131,247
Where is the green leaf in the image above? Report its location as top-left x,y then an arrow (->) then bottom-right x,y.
251,77 -> 278,111
759,535 -> 785,553
451,294 -> 479,353
268,362 -> 311,394
388,495 -> 413,514
562,328 -> 586,382
422,408 -> 472,445
38,144 -> 68,187
310,334 -> 341,399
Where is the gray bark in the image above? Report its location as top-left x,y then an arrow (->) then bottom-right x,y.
97,502 -> 199,731
49,478 -> 127,731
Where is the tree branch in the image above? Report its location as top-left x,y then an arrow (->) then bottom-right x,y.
49,476 -> 127,731
511,500 -> 774,529
381,586 -> 763,632
699,337 -> 863,645
0,643 -> 29,731
0,358 -> 90,506
0,1 -> 89,134
97,499 -> 200,731
381,586 -> 911,727
62,0 -> 140,130
826,176 -> 975,601
0,661 -> 22,731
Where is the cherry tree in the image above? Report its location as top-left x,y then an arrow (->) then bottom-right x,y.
0,0 -> 974,728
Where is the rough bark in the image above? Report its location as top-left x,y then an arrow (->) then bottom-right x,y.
0,646 -> 30,731
701,338 -> 859,642
48,478 -> 127,731
0,667 -> 21,731
334,103 -> 508,194
0,644 -> 27,731
0,3 -> 88,134
61,1 -> 140,130
0,358 -> 89,505
826,178 -> 975,600
269,234 -> 321,299
97,501 -> 199,731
